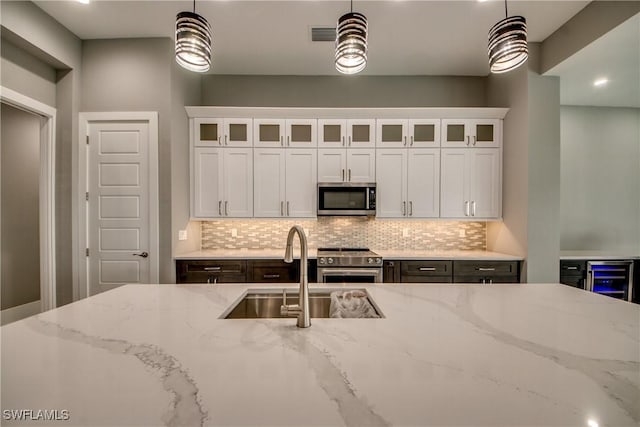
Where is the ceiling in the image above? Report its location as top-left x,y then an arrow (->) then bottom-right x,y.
33,0 -> 589,76
546,12 -> 640,108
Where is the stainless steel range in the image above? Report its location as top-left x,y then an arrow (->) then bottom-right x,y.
317,247 -> 383,283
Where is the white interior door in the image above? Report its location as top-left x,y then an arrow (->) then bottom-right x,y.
86,117 -> 158,295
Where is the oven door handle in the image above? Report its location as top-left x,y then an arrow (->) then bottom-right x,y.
318,268 -> 381,276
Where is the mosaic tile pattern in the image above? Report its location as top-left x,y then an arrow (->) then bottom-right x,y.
201,218 -> 486,250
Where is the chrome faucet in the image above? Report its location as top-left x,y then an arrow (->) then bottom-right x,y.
280,225 -> 311,328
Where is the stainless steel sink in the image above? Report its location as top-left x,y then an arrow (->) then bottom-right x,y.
222,289 -> 383,319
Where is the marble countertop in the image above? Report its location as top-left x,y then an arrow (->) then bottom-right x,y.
175,249 -> 523,261
2,283 -> 638,426
560,251 -> 640,260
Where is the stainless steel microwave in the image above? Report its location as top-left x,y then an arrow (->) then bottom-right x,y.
317,183 -> 376,216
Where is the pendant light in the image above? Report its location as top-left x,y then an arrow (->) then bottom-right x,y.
175,0 -> 212,73
335,0 -> 368,75
487,0 -> 527,74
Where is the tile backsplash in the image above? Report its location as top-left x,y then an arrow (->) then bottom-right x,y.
201,218 -> 485,250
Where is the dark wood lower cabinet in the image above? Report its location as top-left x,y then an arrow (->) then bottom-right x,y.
559,260 -> 586,289
452,261 -> 519,284
176,259 -> 314,284
176,260 -> 247,284
401,261 -> 452,283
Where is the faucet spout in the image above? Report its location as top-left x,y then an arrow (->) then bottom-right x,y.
281,225 -> 310,328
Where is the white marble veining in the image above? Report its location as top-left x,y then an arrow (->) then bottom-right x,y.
2,283 -> 638,426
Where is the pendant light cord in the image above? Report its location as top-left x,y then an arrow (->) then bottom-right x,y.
193,0 -> 196,13
350,0 -> 353,13
504,0 -> 508,18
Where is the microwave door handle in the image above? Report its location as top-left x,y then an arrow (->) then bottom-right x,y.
366,189 -> 369,209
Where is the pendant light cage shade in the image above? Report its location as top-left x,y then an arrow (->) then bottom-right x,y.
488,15 -> 528,74
335,12 -> 368,75
175,11 -> 212,73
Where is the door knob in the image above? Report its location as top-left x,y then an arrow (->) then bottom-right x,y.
133,252 -> 149,258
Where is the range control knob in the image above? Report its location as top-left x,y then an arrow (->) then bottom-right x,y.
368,257 -> 374,264
376,258 -> 382,264
319,258 -> 326,264
327,257 -> 334,264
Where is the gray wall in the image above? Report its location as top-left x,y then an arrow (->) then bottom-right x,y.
1,0 -> 82,306
486,45 -> 562,283
0,38 -> 57,106
1,104 -> 41,310
560,106 -> 640,253
202,75 -> 487,107
82,37 -> 203,283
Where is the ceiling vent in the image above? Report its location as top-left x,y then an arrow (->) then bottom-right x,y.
311,27 -> 336,42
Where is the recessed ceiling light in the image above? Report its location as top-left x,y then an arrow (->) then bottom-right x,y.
587,419 -> 599,427
593,78 -> 609,87
77,0 -> 90,4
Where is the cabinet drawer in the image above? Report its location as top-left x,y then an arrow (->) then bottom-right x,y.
383,261 -> 401,283
176,260 -> 247,283
453,261 -> 518,276
249,260 -> 299,283
402,261 -> 452,277
560,261 -> 586,276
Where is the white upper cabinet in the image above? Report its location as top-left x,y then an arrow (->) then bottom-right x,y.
441,119 -> 500,148
193,147 -> 253,218
318,119 -> 375,148
440,148 -> 500,219
254,148 -> 317,218
317,149 -> 375,183
253,119 -> 286,147
376,119 -> 440,148
376,149 -> 439,218
254,119 -> 317,148
194,118 -> 253,147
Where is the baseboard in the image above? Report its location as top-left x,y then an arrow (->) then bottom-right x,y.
1,300 -> 41,326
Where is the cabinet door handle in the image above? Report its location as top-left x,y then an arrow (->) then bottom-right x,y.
218,136 -> 222,145
287,136 -> 290,146
410,136 -> 414,146
473,135 -> 477,146
409,201 -> 413,216
403,136 -> 407,146
281,201 -> 284,216
286,201 -> 290,216
419,267 -> 436,271
471,201 -> 476,216
204,267 -> 222,271
464,201 -> 470,216
402,201 -> 406,216
225,135 -> 228,145
342,169 -> 345,181
348,136 -> 352,146
466,136 -> 471,146
218,201 -> 222,216
280,136 -> 283,147
565,266 -> 578,270
263,274 -> 280,279
225,201 -> 229,216
477,267 -> 496,271
342,136 -> 345,146
348,169 -> 351,181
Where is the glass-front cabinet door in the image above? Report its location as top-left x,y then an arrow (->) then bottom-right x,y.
318,119 -> 346,148
376,119 -> 407,148
285,119 -> 317,148
347,119 -> 376,148
254,119 -> 286,147
194,118 -> 252,147
408,119 -> 440,148
442,119 -> 500,148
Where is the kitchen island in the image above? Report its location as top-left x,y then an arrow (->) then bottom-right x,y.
1,283 -> 638,426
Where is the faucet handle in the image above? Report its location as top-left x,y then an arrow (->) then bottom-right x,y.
282,289 -> 287,305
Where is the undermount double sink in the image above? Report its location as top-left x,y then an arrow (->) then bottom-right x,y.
222,288 -> 383,319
